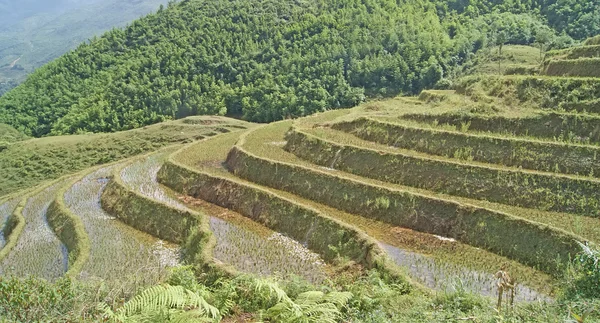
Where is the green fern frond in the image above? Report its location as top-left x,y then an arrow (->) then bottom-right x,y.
266,290 -> 353,323
251,278 -> 290,303
103,284 -> 220,322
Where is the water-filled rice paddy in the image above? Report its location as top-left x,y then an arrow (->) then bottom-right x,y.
0,197 -> 19,248
381,243 -> 548,302
121,152 -> 327,283
64,166 -> 177,290
237,121 -> 555,300
0,183 -> 67,280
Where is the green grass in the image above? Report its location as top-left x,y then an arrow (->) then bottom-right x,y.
0,116 -> 250,197
457,45 -> 542,77
292,125 -> 600,216
543,58 -> 600,77
401,111 -> 600,145
0,123 -> 28,145
332,117 -> 600,177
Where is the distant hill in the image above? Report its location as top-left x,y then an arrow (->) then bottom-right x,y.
0,0 -> 168,95
1,0 -> 594,137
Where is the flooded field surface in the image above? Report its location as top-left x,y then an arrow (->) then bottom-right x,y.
381,243 -> 550,302
122,153 -> 327,283
0,183 -> 67,280
64,166 -> 177,288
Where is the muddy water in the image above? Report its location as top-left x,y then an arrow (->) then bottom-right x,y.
64,166 -> 177,288
381,243 -> 550,302
121,153 -> 327,283
0,183 -> 68,280
0,197 -> 20,248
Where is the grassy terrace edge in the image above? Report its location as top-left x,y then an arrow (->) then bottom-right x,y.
229,126 -> 583,275
100,155 -> 223,276
288,126 -> 600,216
543,58 -> 600,78
456,75 -> 600,110
0,179 -> 68,263
333,117 -> 600,177
402,111 -> 600,144
47,174 -> 92,279
158,143 -> 413,289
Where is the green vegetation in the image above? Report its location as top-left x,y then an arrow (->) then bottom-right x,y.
544,58 -> 600,77
332,117 -> 600,177
0,0 -> 469,136
2,1 -> 600,321
0,116 -> 249,197
288,127 -> 600,216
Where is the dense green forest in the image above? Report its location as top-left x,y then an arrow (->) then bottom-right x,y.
0,0 -> 168,96
0,0 -> 593,136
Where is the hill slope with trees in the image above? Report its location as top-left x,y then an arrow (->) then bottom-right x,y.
0,0 -> 592,137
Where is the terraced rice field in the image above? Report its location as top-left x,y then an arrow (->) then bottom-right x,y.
230,121 -> 555,300
0,197 -> 19,248
0,183 -> 68,280
63,166 -> 177,288
380,243 -> 546,302
120,150 -> 327,283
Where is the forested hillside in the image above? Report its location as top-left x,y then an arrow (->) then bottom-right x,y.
0,0 -> 168,96
436,0 -> 600,40
0,0 -> 593,136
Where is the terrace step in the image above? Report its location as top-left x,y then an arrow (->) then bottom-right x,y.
331,117 -> 600,177
287,124 -> 600,216
60,165 -> 176,292
543,58 -> 600,78
158,132 -> 414,288
0,181 -> 69,280
401,111 -> 600,145
545,45 -> 600,60
0,196 -> 20,249
112,149 -> 329,283
227,121 -> 584,277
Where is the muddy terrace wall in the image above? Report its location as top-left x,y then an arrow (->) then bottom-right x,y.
333,117 -> 600,177
287,127 -> 600,216
402,112 -> 600,145
157,158 -> 411,288
46,178 -> 90,278
544,58 -> 600,78
225,143 -> 582,276
100,168 -> 214,271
